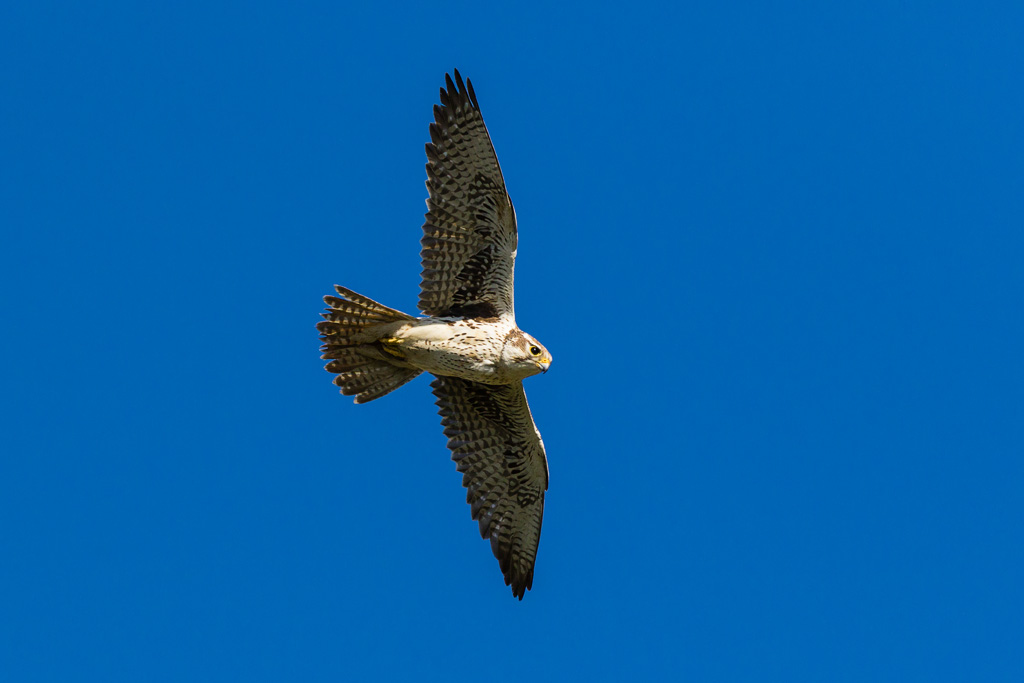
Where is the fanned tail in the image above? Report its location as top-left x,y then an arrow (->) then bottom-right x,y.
317,286 -> 422,403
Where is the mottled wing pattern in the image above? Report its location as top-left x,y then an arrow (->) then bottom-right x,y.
420,70 -> 518,320
431,375 -> 548,599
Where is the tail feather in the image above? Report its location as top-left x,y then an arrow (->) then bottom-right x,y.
322,299 -> 401,324
330,286 -> 413,319
318,286 -> 422,403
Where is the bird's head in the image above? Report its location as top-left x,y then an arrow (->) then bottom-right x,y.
503,330 -> 552,379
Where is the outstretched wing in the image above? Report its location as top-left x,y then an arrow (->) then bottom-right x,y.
431,376 -> 548,599
420,70 -> 518,320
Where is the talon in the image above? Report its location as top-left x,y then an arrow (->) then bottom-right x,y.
379,337 -> 406,360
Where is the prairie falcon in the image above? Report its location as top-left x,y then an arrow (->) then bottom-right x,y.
318,70 -> 551,599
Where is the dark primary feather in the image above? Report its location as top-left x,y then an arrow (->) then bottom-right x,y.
419,70 -> 518,320
431,376 -> 548,599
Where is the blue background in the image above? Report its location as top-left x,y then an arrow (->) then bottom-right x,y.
2,2 -> 1022,680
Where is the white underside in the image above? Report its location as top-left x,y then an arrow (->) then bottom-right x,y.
390,317 -> 517,384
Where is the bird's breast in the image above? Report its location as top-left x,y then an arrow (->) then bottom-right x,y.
393,318 -> 510,384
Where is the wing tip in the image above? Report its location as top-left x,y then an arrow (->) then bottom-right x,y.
439,68 -> 480,114
508,566 -> 534,600
507,573 -> 532,598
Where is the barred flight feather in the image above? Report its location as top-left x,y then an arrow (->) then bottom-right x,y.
431,375 -> 547,599
319,71 -> 551,599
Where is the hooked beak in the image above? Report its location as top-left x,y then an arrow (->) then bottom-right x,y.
538,358 -> 551,374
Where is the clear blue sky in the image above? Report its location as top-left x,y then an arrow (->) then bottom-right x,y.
2,2 -> 1022,681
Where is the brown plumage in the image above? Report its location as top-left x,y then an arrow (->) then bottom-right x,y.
318,70 -> 551,599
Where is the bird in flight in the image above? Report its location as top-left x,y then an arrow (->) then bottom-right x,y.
317,70 -> 552,599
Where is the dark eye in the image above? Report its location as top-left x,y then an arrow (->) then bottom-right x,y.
530,346 -> 541,356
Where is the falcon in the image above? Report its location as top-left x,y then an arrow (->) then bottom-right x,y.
317,70 -> 552,599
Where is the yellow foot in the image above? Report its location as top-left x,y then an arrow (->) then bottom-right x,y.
379,337 -> 406,360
